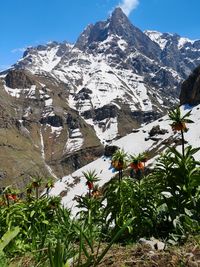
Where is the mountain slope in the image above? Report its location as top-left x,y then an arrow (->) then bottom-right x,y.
0,8 -> 200,186
50,103 -> 200,215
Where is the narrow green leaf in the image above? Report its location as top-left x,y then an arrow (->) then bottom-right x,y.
30,210 -> 35,218
184,208 -> 193,217
0,227 -> 20,252
42,220 -> 49,225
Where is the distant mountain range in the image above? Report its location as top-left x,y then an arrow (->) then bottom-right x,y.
0,7 -> 200,187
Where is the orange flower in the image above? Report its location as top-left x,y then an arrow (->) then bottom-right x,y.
11,194 -> 17,201
130,162 -> 144,171
171,122 -> 187,132
112,160 -> 124,171
92,190 -> 101,198
6,194 -> 17,201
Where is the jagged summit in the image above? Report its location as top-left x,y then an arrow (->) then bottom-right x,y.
109,7 -> 131,29
75,7 -> 128,50
75,7 -> 161,60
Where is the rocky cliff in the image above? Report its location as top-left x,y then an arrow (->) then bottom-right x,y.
180,65 -> 200,105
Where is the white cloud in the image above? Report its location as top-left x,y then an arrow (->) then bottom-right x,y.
11,47 -> 26,53
118,0 -> 139,16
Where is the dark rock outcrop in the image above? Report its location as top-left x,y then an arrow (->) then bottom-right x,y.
104,145 -> 119,157
66,113 -> 80,129
40,115 -> 63,127
131,111 -> 160,124
5,70 -> 35,89
149,125 -> 168,137
180,65 -> 200,105
74,88 -> 92,101
61,145 -> 104,172
82,104 -> 118,121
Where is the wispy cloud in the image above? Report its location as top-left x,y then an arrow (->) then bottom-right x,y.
11,47 -> 26,53
118,0 -> 139,16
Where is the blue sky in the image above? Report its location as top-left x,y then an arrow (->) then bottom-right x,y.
0,0 -> 199,70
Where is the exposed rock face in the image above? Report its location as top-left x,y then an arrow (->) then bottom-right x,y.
104,145 -> 119,157
66,113 -> 80,129
5,70 -> 36,89
82,105 -> 118,121
149,125 -> 168,137
74,88 -> 92,101
131,111 -> 160,124
0,70 -> 102,188
40,115 -> 63,127
180,65 -> 200,105
76,8 -> 161,61
60,145 -> 104,173
146,31 -> 200,79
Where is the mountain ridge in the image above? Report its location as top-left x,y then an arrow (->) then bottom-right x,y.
0,7 -> 200,187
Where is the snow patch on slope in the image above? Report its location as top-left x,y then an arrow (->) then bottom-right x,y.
50,103 -> 200,213
144,30 -> 168,50
85,117 -> 118,143
4,85 -> 37,99
64,129 -> 84,153
178,37 -> 195,49
39,128 -> 58,179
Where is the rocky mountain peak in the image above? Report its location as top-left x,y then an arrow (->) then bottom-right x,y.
109,7 -> 131,31
75,8 -> 129,50
109,7 -> 135,34
75,7 -> 161,61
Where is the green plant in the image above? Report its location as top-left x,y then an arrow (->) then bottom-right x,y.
82,170 -> 100,198
0,194 -> 77,264
104,176 -> 158,240
45,179 -> 54,197
74,218 -> 134,266
168,107 -> 194,156
111,149 -> 128,182
48,241 -> 70,267
31,177 -> 42,199
129,152 -> 148,179
150,146 -> 200,238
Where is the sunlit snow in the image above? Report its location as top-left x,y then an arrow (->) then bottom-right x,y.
50,104 -> 200,214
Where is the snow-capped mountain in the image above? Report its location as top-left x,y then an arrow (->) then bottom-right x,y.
11,8 -> 200,143
0,7 -> 200,187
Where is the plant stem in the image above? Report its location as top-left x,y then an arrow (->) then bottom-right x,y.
181,129 -> 185,157
5,195 -> 9,207
118,170 -> 122,183
36,187 -> 39,199
89,188 -> 91,198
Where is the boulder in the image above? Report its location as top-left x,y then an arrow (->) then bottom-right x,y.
139,238 -> 165,251
104,145 -> 119,157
